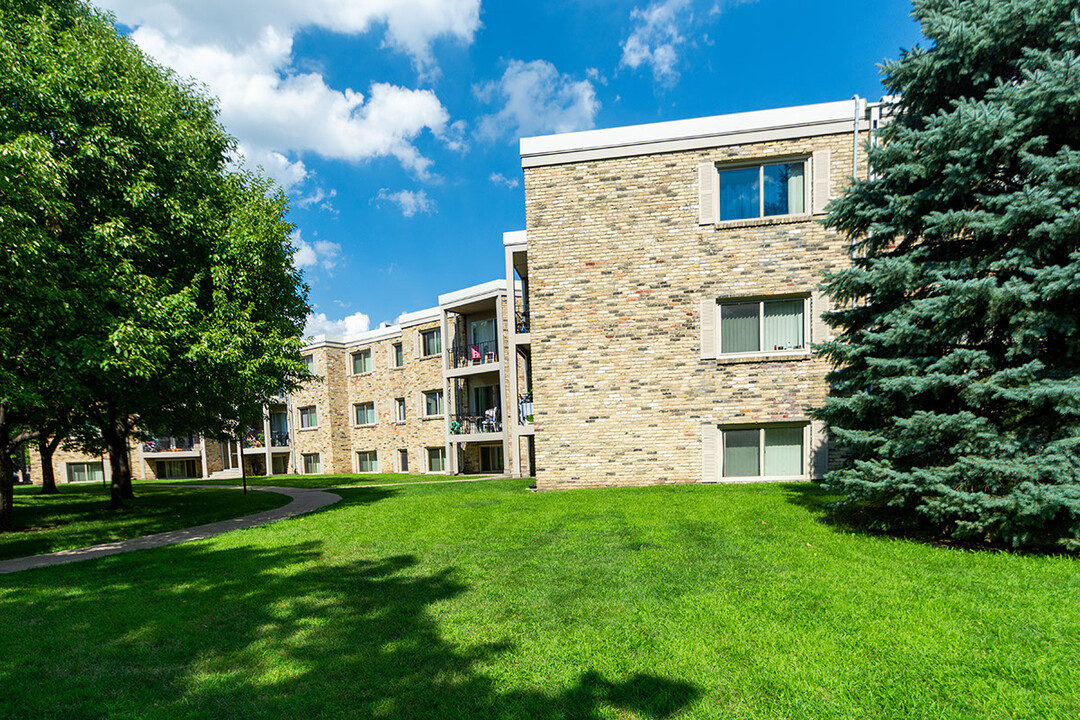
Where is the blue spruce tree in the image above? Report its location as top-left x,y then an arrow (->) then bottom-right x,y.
816,0 -> 1080,550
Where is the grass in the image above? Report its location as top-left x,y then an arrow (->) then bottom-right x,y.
1,479 -> 1077,719
140,471 -> 492,489
0,483 -> 290,561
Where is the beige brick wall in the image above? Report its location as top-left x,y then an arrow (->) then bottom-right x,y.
28,444 -> 109,485
524,132 -> 859,488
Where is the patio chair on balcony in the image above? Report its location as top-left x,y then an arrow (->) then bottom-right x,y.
481,406 -> 500,433
471,345 -> 482,365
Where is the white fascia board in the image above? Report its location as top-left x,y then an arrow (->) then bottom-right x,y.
521,99 -> 862,167
345,324 -> 401,347
302,336 -> 346,351
438,279 -> 507,307
503,229 -> 527,247
397,306 -> 441,328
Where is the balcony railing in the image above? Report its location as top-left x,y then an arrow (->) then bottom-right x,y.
143,436 -> 198,453
270,430 -> 290,447
449,411 -> 503,435
242,427 -> 265,449
518,393 -> 533,424
449,339 -> 499,369
515,310 -> 530,334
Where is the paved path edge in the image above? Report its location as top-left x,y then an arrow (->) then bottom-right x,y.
0,485 -> 341,576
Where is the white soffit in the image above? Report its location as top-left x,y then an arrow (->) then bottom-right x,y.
520,99 -> 869,167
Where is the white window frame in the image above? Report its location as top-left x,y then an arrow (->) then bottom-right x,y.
351,348 -> 373,375
426,446 -> 446,473
390,342 -> 404,368
356,450 -> 378,473
420,329 -> 441,358
422,389 -> 444,417
66,461 -> 104,484
397,448 -> 409,473
301,354 -> 314,374
394,397 -> 406,423
298,405 -> 318,429
715,157 -> 810,222
354,401 -> 376,427
301,452 -> 321,475
718,423 -> 809,482
715,295 -> 811,358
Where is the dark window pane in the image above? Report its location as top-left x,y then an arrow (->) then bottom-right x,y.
718,167 -> 759,220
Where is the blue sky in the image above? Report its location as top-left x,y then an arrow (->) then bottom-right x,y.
95,0 -> 924,335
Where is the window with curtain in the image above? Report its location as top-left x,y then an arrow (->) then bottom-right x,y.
394,397 -> 406,422
299,406 -> 318,428
357,451 -> 378,472
427,447 -> 446,472
355,402 -> 375,425
421,329 -> 441,356
718,297 -> 806,354
392,343 -> 404,367
352,348 -> 373,374
721,425 -> 805,479
302,453 -> 321,474
717,160 -> 806,221
424,390 -> 444,416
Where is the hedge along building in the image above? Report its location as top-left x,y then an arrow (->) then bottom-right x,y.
514,98 -> 887,489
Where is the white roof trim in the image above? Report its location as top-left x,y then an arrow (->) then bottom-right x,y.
397,306 -> 440,328
438,279 -> 506,307
520,99 -> 891,167
503,229 -> 527,247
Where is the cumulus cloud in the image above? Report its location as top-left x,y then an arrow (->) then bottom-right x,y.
620,0 -> 692,86
374,189 -> 436,217
291,230 -> 341,271
304,310 -> 371,338
475,60 -> 599,141
95,0 -> 480,188
489,172 -> 520,189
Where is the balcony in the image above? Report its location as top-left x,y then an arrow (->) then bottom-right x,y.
143,435 -> 199,455
449,411 -> 503,436
270,430 -> 290,447
449,339 -> 499,369
518,393 -> 533,424
515,310 -> 530,334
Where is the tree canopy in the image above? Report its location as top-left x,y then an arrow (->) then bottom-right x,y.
0,0 -> 310,527
816,0 -> 1080,550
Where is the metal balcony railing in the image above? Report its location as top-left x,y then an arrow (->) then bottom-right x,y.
143,435 -> 198,453
515,310 -> 530,334
449,411 -> 503,435
449,339 -> 499,369
270,430 -> 290,447
518,393 -> 533,424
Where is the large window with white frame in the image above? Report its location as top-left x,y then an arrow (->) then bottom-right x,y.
427,447 -> 446,472
717,296 -> 808,355
299,406 -> 318,429
66,461 -> 104,484
721,424 -> 806,479
354,401 -> 375,426
302,452 -> 321,475
421,329 -> 441,357
356,450 -> 378,473
717,159 -> 807,221
423,389 -> 444,417
351,348 -> 373,374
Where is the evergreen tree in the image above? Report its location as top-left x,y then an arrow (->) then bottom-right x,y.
816,0 -> 1080,550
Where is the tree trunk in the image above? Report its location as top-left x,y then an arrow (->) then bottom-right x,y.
39,436 -> 61,495
103,415 -> 135,508
0,425 -> 15,533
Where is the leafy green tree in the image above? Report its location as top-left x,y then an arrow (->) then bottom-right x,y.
0,0 -> 309,525
817,0 -> 1080,549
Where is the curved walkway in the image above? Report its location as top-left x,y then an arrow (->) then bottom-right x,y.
0,485 -> 341,575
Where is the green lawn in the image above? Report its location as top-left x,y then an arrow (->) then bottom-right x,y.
0,483 -> 289,561
140,471 -> 492,489
2,479 -> 1077,719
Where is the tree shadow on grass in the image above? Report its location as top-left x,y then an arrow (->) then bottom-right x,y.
1,536 -> 700,719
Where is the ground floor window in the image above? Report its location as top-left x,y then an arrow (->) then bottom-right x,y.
480,444 -> 504,473
356,450 -> 378,473
157,459 -> 198,480
271,454 -> 289,475
66,462 -> 104,484
397,449 -> 409,473
427,447 -> 446,472
722,425 -> 805,478
302,453 -> 321,475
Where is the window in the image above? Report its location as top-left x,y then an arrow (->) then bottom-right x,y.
351,348 -> 373,374
718,297 -> 807,355
66,462 -> 104,484
394,397 -> 406,422
271,454 -> 289,475
421,329 -> 441,357
354,401 -> 375,426
302,453 -> 321,474
356,450 -> 378,473
718,160 -> 806,221
427,447 -> 446,472
299,406 -> 318,429
398,449 -> 409,473
158,459 -> 198,479
302,354 -> 314,374
722,425 -> 805,479
423,389 -> 444,417
392,342 -> 404,368
480,444 -> 504,473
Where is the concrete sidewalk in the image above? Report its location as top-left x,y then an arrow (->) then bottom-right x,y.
0,485 -> 341,575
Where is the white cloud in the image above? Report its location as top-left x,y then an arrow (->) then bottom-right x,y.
95,0 -> 480,187
295,187 -> 337,212
304,310 -> 371,338
475,60 -> 600,141
620,0 -> 691,86
291,230 -> 341,271
489,172 -> 520,189
374,189 -> 436,217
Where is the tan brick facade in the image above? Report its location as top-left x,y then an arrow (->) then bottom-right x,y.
523,127 -> 863,489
